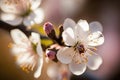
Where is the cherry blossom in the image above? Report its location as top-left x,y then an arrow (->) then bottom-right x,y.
57,18 -> 104,75
10,29 -> 43,78
0,0 -> 44,27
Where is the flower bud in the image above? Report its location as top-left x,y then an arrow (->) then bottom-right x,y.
43,22 -> 57,41
44,22 -> 54,34
46,50 -> 56,60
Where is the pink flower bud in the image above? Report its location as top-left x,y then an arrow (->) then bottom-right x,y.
43,22 -> 58,41
44,22 -> 54,34
46,50 -> 56,60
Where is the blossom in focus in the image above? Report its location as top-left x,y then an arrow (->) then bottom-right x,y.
57,18 -> 104,75
10,29 -> 43,78
0,0 -> 44,27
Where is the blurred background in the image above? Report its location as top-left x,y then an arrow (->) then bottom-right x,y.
0,0 -> 120,80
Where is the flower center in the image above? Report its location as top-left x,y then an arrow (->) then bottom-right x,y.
76,43 -> 85,54
21,9 -> 31,17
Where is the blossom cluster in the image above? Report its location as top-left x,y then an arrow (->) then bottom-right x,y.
0,0 -> 104,79
44,18 -> 104,76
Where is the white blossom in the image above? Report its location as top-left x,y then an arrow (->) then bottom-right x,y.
10,29 -> 43,78
47,63 -> 71,80
57,18 -> 104,75
0,0 -> 44,27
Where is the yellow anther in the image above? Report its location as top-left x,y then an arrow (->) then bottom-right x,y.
84,57 -> 88,63
75,60 -> 81,64
82,58 -> 88,63
21,66 -> 29,73
81,53 -> 85,57
89,47 -> 97,52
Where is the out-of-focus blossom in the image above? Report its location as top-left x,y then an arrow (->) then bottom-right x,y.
47,63 -> 71,80
57,18 -> 104,75
0,0 -> 44,27
60,0 -> 86,16
43,0 -> 86,23
10,29 -> 43,78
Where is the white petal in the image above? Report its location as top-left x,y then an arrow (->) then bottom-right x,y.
11,45 -> 27,55
63,18 -> 76,30
72,52 -> 81,64
77,19 -> 89,31
36,42 -> 43,57
69,62 -> 86,75
30,32 -> 40,44
30,0 -> 41,10
57,47 -> 74,64
30,32 -> 43,57
74,24 -> 88,42
47,64 -> 58,79
23,8 -> 44,27
34,57 -> 43,78
87,31 -> 104,46
1,13 -> 22,26
89,21 -> 103,33
0,0 -> 18,14
23,14 -> 35,27
87,54 -> 103,70
33,8 -> 44,24
62,28 -> 75,46
10,29 -> 29,44
75,20 -> 90,42
16,53 -> 31,65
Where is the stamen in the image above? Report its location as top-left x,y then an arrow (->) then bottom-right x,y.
72,54 -> 81,64
22,66 -> 29,73
83,57 -> 88,63
81,53 -> 85,57
31,63 -> 36,71
20,63 -> 33,73
81,53 -> 88,63
28,64 -> 32,70
89,47 -> 97,52
75,60 -> 81,64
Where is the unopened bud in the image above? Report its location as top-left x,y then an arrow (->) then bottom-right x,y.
44,22 -> 54,34
46,50 -> 56,60
43,22 -> 57,41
